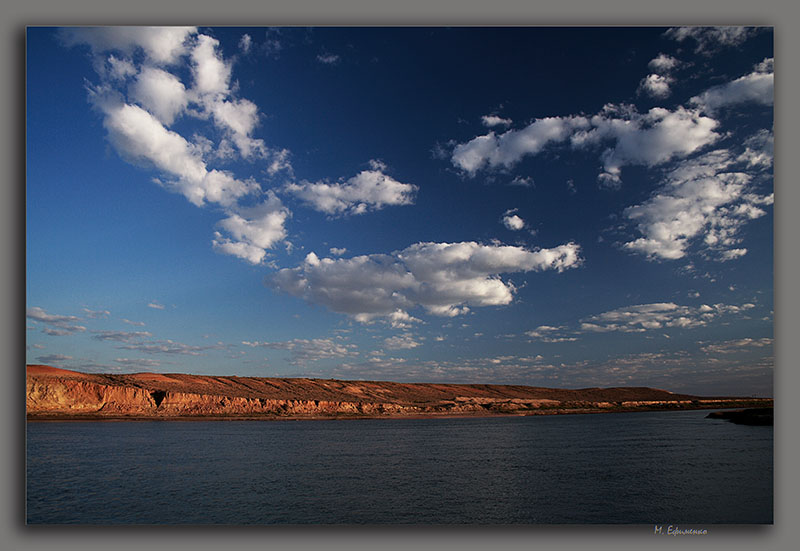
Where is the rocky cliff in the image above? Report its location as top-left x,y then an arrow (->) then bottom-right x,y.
26,365 -> 773,420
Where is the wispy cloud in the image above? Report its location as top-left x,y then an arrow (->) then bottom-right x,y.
580,302 -> 755,333
316,52 -> 340,64
92,330 -> 153,343
690,59 -> 773,113
26,307 -> 86,336
147,301 -> 165,310
117,339 -> 226,356
664,26 -> 759,55
242,338 -> 357,365
82,307 -> 111,319
36,353 -> 73,365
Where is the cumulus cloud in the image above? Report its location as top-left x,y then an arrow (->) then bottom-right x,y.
452,116 -> 589,175
638,74 -> 673,98
212,192 -> 290,264
525,325 -> 578,343
664,26 -> 757,54
384,333 -> 422,349
622,149 -> 773,261
701,337 -> 772,354
129,66 -> 189,126
60,27 -> 196,66
690,60 -> 774,113
737,129 -> 773,168
90,96 -> 258,207
286,163 -> 417,215
242,338 -> 357,365
481,115 -> 512,128
501,210 -> 525,230
268,240 -> 582,321
572,105 -> 720,187
452,105 -> 719,186
580,302 -> 755,333
648,53 -> 679,73
26,307 -> 86,336
329,247 -> 348,256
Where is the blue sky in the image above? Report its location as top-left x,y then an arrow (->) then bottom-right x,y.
26,27 -> 774,395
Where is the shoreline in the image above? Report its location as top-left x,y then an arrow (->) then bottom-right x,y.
27,400 -> 773,422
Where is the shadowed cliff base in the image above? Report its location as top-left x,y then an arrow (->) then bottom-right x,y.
26,365 -> 773,421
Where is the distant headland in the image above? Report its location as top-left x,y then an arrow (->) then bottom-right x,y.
26,365 -> 772,421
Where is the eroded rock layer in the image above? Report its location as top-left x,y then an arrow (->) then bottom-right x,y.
26,365 -> 772,419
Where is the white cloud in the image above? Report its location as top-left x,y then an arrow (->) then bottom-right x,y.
453,105 -> 719,186
107,55 -> 137,80
82,307 -> 111,319
242,338 -> 356,365
122,318 -> 146,326
665,26 -> 757,54
623,149 -> 772,261
737,129 -> 773,169
580,302 -> 755,333
481,115 -> 512,128
648,53 -> 679,73
26,307 -> 86,336
502,213 -> 525,231
147,301 -> 165,310
239,33 -> 252,54
329,247 -> 348,256
317,53 -> 341,64
130,66 -> 189,125
190,34 -> 231,96
118,339 -> 224,356
701,337 -> 773,354
92,330 -> 153,343
690,63 -> 773,113
92,97 -> 258,207
212,192 -> 290,264
268,240 -> 581,321
384,333 -> 422,349
573,105 -> 720,187
509,175 -> 534,187
638,74 -> 673,98
525,325 -> 578,343
452,116 -> 589,175
60,27 -> 196,65
286,164 -> 417,215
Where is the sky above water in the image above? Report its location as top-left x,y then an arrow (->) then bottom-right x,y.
26,27 -> 774,395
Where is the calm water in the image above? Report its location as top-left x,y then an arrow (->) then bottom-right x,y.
26,410 -> 773,524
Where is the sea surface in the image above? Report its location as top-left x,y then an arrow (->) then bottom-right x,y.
26,410 -> 773,524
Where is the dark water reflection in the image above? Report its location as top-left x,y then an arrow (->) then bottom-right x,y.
26,410 -> 773,524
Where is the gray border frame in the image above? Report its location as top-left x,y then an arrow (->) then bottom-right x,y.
7,1 -> 797,549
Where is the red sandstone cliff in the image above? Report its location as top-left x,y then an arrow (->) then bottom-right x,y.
26,365 -> 771,419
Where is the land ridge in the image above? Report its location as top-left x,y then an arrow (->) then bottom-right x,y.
26,365 -> 772,420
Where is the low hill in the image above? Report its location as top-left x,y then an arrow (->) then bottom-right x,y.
26,365 -> 772,420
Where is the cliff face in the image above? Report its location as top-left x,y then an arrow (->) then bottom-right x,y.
25,365 -> 772,419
